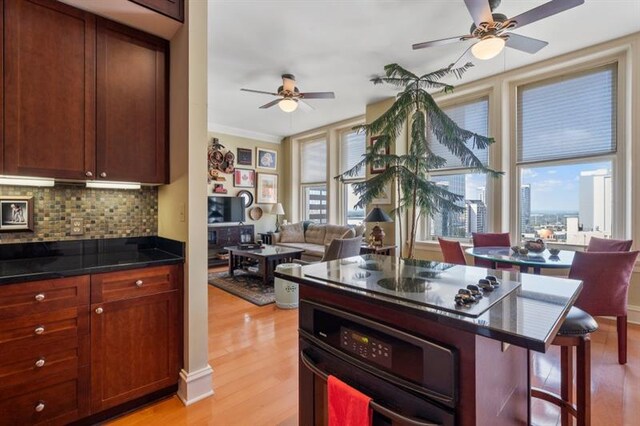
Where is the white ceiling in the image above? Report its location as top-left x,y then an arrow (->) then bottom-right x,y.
208,1 -> 640,142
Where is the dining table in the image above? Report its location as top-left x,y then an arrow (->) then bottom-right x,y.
465,246 -> 575,274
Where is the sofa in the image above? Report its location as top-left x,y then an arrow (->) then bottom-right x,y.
273,221 -> 365,261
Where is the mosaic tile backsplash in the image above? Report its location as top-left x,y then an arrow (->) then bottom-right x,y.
0,184 -> 158,243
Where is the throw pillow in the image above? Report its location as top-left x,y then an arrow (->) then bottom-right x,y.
280,222 -> 305,243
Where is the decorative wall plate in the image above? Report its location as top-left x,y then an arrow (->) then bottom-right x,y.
237,190 -> 254,208
249,206 -> 263,221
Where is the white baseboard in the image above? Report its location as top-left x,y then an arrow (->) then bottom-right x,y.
177,365 -> 214,406
628,305 -> 640,325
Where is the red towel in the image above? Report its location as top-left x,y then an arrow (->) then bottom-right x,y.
328,375 -> 373,426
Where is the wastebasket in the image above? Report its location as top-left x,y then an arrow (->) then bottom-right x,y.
274,263 -> 301,309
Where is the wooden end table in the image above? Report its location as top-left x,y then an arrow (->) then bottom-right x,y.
225,245 -> 304,285
360,244 -> 397,256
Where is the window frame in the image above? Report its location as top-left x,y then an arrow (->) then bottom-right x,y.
338,127 -> 367,225
510,58 -> 626,246
299,135 -> 328,223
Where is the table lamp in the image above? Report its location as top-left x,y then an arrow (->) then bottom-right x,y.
271,203 -> 285,231
363,207 -> 393,246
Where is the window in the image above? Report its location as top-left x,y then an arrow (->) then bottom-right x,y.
300,138 -> 327,223
340,129 -> 366,225
425,97 -> 490,240
517,64 -> 617,245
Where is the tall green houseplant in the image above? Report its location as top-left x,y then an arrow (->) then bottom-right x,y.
337,63 -> 501,258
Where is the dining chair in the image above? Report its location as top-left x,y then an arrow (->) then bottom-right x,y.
586,236 -> 633,252
569,250 -> 639,365
437,238 -> 467,265
471,232 -> 512,269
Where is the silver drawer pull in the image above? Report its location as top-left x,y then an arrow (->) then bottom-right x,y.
34,326 -> 45,335
35,401 -> 45,412
135,280 -> 143,287
95,307 -> 104,315
35,293 -> 45,302
35,358 -> 45,368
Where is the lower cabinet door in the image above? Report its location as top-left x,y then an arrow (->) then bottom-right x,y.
90,290 -> 179,412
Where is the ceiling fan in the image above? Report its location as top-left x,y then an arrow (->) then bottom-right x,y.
413,0 -> 584,63
240,74 -> 335,113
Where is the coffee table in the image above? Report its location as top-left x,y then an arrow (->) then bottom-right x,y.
225,245 -> 304,285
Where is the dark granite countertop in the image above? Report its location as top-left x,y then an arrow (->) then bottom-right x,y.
0,237 -> 184,285
274,255 -> 583,353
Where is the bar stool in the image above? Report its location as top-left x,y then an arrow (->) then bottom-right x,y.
531,307 -> 598,426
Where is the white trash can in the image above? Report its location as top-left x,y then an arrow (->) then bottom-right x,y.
274,263 -> 301,309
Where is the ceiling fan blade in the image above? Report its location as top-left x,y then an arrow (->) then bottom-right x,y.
412,35 -> 469,50
259,99 -> 281,109
509,0 -> 584,29
506,33 -> 549,54
297,100 -> 314,112
464,0 -> 493,27
282,75 -> 296,92
241,88 -> 279,96
300,92 -> 335,99
449,44 -> 475,69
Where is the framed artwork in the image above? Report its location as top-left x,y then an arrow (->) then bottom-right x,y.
0,196 -> 34,232
370,136 -> 389,174
256,147 -> 277,170
237,148 -> 252,166
234,168 -> 255,188
372,183 -> 391,205
256,173 -> 278,204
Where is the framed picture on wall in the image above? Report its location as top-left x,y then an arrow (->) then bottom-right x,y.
234,168 -> 255,188
237,148 -> 252,166
371,183 -> 391,205
256,147 -> 277,170
0,196 -> 34,232
370,136 -> 389,174
256,173 -> 278,204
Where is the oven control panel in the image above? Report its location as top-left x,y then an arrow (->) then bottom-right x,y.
340,326 -> 392,369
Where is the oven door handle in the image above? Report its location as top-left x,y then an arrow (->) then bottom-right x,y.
300,350 -> 441,426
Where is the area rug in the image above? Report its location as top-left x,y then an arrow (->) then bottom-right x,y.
208,271 -> 275,306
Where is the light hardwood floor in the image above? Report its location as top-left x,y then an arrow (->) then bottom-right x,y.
111,278 -> 640,426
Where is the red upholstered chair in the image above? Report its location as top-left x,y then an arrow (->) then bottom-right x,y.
586,236 -> 633,252
471,232 -> 512,269
569,250 -> 639,365
437,238 -> 466,265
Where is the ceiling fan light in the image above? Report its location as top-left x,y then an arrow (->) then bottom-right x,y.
471,36 -> 506,60
278,98 -> 298,112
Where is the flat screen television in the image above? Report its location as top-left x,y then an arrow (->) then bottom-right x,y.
208,196 -> 246,224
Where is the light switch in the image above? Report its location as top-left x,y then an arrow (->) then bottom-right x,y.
71,218 -> 84,236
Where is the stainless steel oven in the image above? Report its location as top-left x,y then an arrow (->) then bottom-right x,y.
299,300 -> 457,425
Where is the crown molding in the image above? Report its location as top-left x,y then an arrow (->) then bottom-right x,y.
208,123 -> 283,144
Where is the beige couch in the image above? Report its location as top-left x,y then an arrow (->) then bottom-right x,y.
273,222 -> 364,260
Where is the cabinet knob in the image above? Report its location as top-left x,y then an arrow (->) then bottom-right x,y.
95,307 -> 103,315
35,293 -> 45,302
35,401 -> 45,413
34,326 -> 45,335
35,358 -> 46,368
135,280 -> 143,287
100,172 -> 107,178
85,171 -> 93,177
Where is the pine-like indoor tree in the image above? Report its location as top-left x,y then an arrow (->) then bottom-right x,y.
337,63 -> 502,259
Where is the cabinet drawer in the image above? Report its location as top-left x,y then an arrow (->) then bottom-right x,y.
0,307 -> 88,352
0,367 -> 90,426
91,265 -> 180,303
0,275 -> 90,320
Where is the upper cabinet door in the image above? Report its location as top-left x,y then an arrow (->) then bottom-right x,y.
129,0 -> 184,22
96,19 -> 168,184
3,0 -> 96,180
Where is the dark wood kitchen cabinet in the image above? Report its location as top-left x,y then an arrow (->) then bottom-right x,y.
90,265 -> 181,412
129,0 -> 184,22
1,0 -> 169,184
2,0 -> 96,180
96,18 -> 169,184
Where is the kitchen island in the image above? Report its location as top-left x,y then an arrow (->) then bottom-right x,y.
275,255 -> 582,426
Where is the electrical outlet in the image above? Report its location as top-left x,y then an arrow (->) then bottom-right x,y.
179,203 -> 186,222
71,218 -> 84,236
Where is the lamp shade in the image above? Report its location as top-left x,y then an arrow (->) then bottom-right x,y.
271,202 -> 285,215
364,207 -> 392,223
